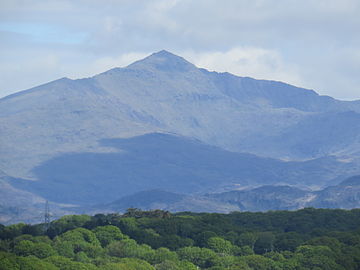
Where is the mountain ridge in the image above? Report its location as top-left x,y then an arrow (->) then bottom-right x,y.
1,50 -> 360,223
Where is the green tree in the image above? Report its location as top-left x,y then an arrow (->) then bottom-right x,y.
45,255 -> 98,270
47,215 -> 91,238
14,240 -> 56,258
0,251 -> 19,270
255,232 -> 276,254
206,237 -> 233,255
17,256 -> 58,270
295,245 -> 344,270
274,232 -> 304,252
177,246 -> 216,268
93,225 -> 127,247
0,223 -> 26,240
238,232 -> 258,251
150,247 -> 178,264
99,258 -> 155,270
107,239 -> 154,261
240,254 -> 278,270
54,228 -> 103,258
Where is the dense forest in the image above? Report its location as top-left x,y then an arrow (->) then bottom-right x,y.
1,208 -> 360,269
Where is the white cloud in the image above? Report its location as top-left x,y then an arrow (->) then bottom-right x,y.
0,0 -> 360,99
183,47 -> 302,87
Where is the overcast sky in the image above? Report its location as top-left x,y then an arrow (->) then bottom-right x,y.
1,0 -> 359,100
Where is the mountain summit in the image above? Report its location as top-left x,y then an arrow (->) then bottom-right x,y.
1,51 -> 360,221
127,50 -> 196,72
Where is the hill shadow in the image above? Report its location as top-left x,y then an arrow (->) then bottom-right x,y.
10,133 -> 353,205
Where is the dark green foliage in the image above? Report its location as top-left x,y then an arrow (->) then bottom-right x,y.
0,208 -> 359,269
46,215 -> 91,238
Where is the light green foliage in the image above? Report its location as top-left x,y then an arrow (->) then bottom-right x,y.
13,234 -> 34,245
99,258 -> 155,270
150,247 -> 178,264
206,236 -> 234,255
13,240 -> 33,256
177,260 -> 198,270
13,234 -> 52,245
54,228 -> 103,259
93,225 -> 127,247
208,256 -> 251,270
14,240 -> 56,258
57,228 -> 100,245
238,245 -> 255,256
17,256 -> 58,270
209,255 -> 236,268
98,262 -> 125,270
177,246 -> 217,268
53,240 -> 75,258
239,254 -> 279,270
0,251 -> 20,270
1,209 -> 360,270
263,251 -> 285,262
305,236 -> 343,254
294,245 -> 344,270
45,255 -> 98,270
154,260 -> 181,270
155,259 -> 197,270
227,258 -> 251,270
107,239 -> 154,261
74,251 -> 91,263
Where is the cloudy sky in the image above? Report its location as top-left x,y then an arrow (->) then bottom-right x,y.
1,0 -> 359,100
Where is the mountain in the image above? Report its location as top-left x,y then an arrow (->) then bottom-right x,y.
310,175 -> 360,209
2,50 -> 360,179
205,175 -> 360,211
89,175 -> 360,214
206,185 -> 313,211
1,50 -> 360,222
102,189 -> 240,213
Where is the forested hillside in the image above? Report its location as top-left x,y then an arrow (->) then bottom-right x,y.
1,208 -> 360,269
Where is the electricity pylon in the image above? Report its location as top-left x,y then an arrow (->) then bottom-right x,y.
44,200 -> 51,231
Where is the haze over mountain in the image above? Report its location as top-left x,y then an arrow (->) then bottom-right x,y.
1,50 -> 360,223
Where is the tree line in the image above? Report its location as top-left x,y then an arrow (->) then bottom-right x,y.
1,208 -> 360,269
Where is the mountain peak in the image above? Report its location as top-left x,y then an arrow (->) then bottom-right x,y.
152,49 -> 178,57
127,50 -> 196,72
